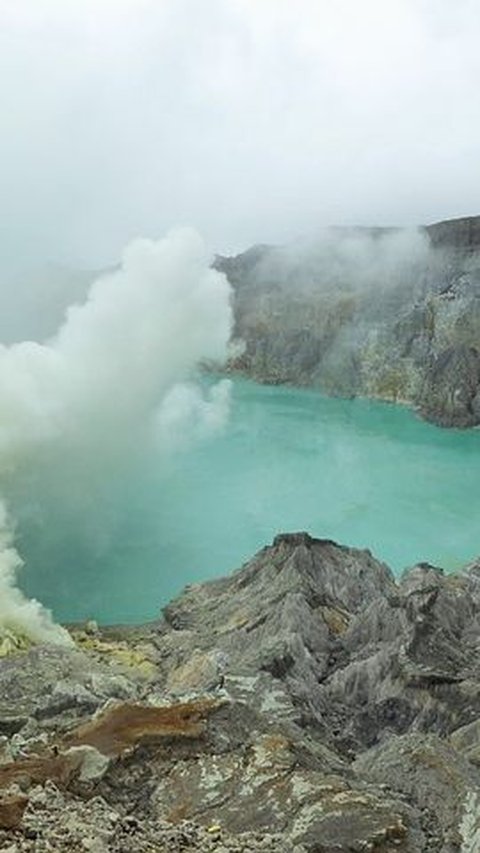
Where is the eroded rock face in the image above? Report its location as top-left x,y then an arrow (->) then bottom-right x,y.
2,533 -> 480,850
215,215 -> 480,427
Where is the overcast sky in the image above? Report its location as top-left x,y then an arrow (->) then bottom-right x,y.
1,0 -> 479,271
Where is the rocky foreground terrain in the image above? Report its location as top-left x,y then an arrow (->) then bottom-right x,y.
2,533 -> 480,850
215,215 -> 480,428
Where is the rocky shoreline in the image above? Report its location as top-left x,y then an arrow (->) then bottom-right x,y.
2,532 -> 480,850
216,215 -> 480,429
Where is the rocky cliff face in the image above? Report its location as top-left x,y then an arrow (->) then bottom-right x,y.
215,216 -> 480,427
2,534 -> 480,850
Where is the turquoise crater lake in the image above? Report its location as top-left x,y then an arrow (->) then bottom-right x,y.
20,377 -> 480,624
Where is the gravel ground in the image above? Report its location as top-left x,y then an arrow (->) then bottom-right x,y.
0,782 -> 300,853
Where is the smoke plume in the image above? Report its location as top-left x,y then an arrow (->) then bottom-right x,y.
250,227 -> 432,296
0,228 -> 232,644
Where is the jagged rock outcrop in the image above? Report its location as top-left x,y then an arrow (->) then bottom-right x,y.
3,533 -> 480,849
215,215 -> 480,427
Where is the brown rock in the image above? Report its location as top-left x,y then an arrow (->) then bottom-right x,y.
0,792 -> 29,829
65,697 -> 223,757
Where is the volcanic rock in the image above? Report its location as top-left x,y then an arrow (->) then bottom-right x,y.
2,533 -> 480,849
215,215 -> 480,427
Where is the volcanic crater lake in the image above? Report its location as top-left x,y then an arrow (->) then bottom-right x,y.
21,377 -> 480,624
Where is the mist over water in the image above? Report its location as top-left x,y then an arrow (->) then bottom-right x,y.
2,225 -> 480,633
2,2 -> 480,645
15,377 -> 480,625
0,228 -> 232,641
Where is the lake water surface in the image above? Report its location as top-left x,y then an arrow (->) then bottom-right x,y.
21,377 -> 480,624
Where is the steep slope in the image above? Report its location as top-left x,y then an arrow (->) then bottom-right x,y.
216,216 -> 480,427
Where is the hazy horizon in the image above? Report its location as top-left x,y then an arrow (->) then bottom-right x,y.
1,0 -> 480,275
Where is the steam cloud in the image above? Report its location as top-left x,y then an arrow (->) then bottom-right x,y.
252,227 -> 432,295
0,228 -> 232,644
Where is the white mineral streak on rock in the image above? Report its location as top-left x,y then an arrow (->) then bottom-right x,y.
460,791 -> 480,853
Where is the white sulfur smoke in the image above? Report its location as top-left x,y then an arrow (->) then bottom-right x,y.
251,227 -> 432,296
154,379 -> 232,452
0,227 -> 232,644
0,500 -> 72,645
